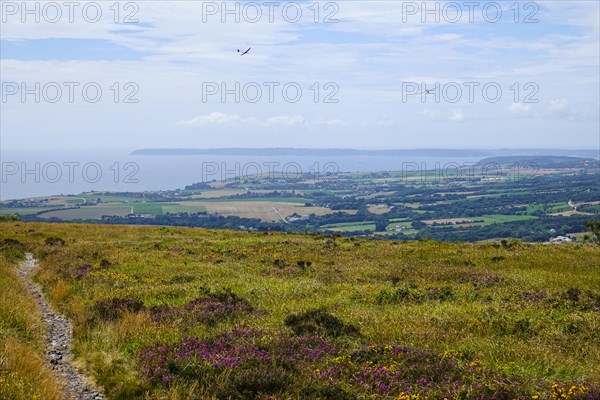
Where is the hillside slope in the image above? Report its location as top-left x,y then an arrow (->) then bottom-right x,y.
1,222 -> 599,399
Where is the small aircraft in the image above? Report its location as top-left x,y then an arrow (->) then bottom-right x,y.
420,88 -> 435,95
238,47 -> 251,56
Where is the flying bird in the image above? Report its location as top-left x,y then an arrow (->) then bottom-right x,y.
411,88 -> 435,95
238,47 -> 251,56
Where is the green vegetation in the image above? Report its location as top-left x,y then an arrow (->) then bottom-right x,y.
0,214 -> 20,222
131,203 -> 165,215
0,222 -> 598,399
586,221 -> 600,245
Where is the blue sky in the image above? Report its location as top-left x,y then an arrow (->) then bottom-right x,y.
1,0 -> 599,149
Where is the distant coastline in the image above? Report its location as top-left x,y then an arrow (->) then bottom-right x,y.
130,148 -> 600,159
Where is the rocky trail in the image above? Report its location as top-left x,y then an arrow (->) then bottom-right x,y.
16,253 -> 104,400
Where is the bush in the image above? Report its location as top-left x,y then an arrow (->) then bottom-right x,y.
284,309 -> 360,338
89,297 -> 144,322
376,286 -> 454,304
147,288 -> 254,326
0,214 -> 20,222
44,237 -> 65,246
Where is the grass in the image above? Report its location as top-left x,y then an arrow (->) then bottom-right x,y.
0,238 -> 64,400
0,222 -> 599,399
131,203 -> 165,215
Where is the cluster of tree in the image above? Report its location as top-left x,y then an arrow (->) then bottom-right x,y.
225,191 -> 303,200
383,215 -> 592,242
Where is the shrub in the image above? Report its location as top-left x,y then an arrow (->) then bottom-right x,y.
148,288 -> 254,326
376,286 -> 454,304
184,290 -> 253,326
0,214 -> 20,222
89,298 -> 144,322
71,264 -> 92,280
44,237 -> 65,246
284,309 -> 360,338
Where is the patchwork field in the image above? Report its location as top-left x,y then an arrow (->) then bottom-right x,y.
197,201 -> 333,222
1,222 -> 599,399
41,207 -> 134,220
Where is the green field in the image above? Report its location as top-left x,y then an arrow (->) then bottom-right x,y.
526,204 -> 545,214
321,221 -> 377,232
39,206 -> 133,220
428,214 -> 538,228
0,206 -> 61,215
548,202 -> 574,213
131,203 -> 166,215
161,204 -> 208,214
1,222 -> 598,399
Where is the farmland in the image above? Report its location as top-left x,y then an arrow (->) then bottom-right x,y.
1,156 -> 599,242
1,222 -> 599,399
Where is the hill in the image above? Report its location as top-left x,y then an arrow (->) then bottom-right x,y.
476,155 -> 600,169
1,222 -> 599,399
130,148 -> 600,158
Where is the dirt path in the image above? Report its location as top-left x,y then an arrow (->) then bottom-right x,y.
16,253 -> 104,400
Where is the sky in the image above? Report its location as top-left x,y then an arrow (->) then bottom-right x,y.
1,0 -> 599,150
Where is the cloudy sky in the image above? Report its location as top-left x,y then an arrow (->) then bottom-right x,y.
1,0 -> 599,150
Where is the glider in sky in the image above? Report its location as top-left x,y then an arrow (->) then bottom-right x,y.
238,47 -> 251,56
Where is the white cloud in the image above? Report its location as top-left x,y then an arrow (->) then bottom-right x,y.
264,115 -> 305,127
175,113 -> 317,129
508,103 -> 534,118
449,109 -> 465,122
174,112 -> 255,127
315,118 -> 344,127
421,109 -> 441,121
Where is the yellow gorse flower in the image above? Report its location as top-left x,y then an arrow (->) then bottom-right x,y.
395,393 -> 421,400
551,382 -> 588,400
